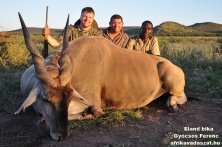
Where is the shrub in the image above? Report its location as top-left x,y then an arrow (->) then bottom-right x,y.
0,34 -> 55,68
0,35 -> 30,68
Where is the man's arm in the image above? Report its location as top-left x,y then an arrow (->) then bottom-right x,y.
151,36 -> 160,56
42,26 -> 60,47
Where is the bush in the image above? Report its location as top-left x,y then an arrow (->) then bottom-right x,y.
0,35 -> 30,68
0,34 -> 55,68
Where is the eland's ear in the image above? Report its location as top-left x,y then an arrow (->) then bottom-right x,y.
15,82 -> 41,114
65,82 -> 90,105
71,87 -> 90,105
15,91 -> 37,114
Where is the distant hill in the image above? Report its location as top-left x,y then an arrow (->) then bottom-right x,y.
10,26 -> 141,36
154,21 -> 213,36
188,22 -> 222,34
123,26 -> 140,35
98,26 -> 140,37
8,21 -> 222,36
10,27 -> 62,35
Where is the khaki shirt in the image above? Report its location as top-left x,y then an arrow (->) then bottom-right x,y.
57,25 -> 102,44
126,36 -> 160,55
102,27 -> 129,48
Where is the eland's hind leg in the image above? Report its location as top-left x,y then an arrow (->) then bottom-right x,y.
166,92 -> 187,112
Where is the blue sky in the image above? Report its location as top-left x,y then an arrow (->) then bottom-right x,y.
0,0 -> 221,31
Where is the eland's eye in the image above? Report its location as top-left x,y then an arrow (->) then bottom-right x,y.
42,95 -> 47,100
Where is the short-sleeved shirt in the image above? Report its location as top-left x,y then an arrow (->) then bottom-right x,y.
102,27 -> 130,48
56,25 -> 102,44
126,36 -> 160,55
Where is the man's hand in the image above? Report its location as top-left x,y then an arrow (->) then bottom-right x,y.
42,26 -> 50,40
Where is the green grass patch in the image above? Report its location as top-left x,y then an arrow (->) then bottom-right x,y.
184,65 -> 222,104
69,109 -> 143,129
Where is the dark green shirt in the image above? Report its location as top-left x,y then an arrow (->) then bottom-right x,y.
57,25 -> 102,44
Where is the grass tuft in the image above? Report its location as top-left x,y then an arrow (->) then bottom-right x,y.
69,109 -> 143,129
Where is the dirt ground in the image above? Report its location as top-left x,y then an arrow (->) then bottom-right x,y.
0,96 -> 221,147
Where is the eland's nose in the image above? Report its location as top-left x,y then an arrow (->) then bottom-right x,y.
51,132 -> 62,141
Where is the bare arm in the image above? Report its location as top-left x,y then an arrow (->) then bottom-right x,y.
42,26 -> 60,47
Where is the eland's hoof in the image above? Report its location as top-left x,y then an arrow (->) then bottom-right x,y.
169,105 -> 179,113
82,106 -> 105,118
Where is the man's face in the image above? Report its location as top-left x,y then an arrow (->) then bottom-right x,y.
140,23 -> 153,40
80,12 -> 94,28
109,18 -> 123,33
